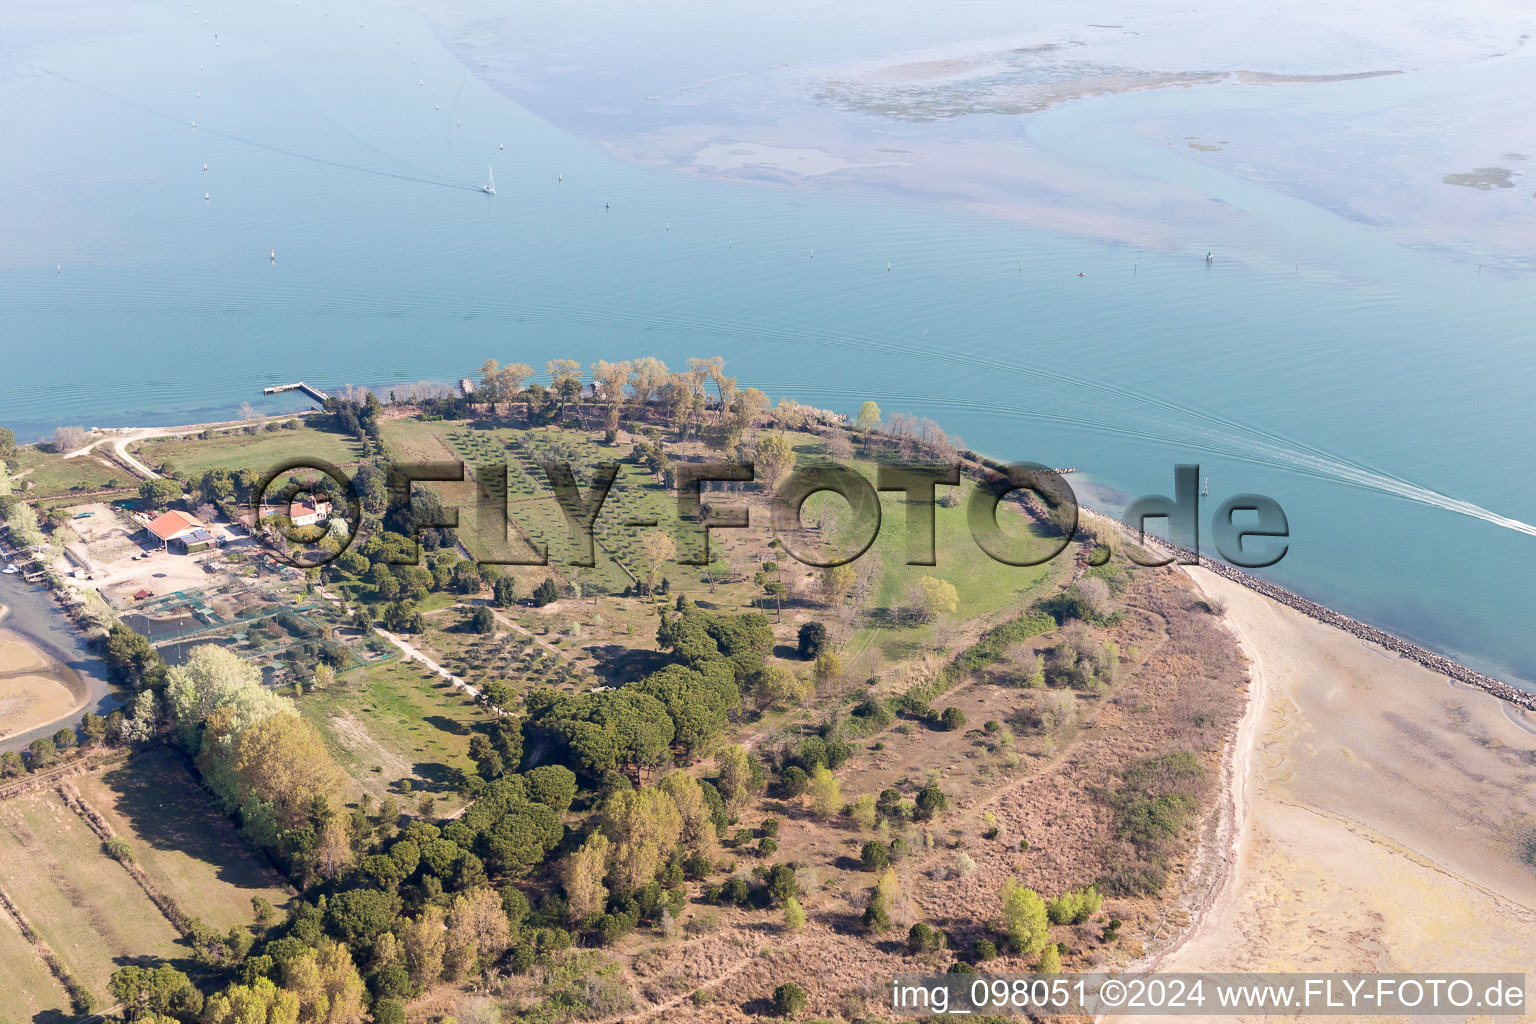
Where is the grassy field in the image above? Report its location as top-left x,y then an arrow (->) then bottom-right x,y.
0,907 -> 67,1022
131,426 -> 365,478
9,446 -> 129,499
0,789 -> 185,1004
73,747 -> 292,933
298,659 -> 485,809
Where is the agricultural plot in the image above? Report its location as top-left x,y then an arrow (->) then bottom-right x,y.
72,746 -> 291,932
0,906 -> 66,1022
0,788 -> 185,1004
382,420 -> 697,594
415,611 -> 590,692
298,659 -> 485,808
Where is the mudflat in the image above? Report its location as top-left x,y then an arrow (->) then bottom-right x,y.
0,628 -> 86,742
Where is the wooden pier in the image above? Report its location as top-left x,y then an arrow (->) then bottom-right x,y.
263,382 -> 331,403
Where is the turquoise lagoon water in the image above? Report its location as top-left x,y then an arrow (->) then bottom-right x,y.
0,0 -> 1533,688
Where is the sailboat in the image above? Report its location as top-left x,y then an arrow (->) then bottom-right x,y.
481,167 -> 496,195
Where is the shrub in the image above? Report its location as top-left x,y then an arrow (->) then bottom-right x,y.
939,706 -> 966,731
1038,943 -> 1062,974
907,922 -> 944,954
103,837 -> 134,863
532,577 -> 559,607
773,982 -> 807,1017
374,1000 -> 406,1024
860,840 -> 889,872
779,766 -> 809,797
914,785 -> 947,821
1047,886 -> 1103,925
973,938 -> 998,961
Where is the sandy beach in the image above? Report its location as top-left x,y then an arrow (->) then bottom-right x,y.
1116,567 -> 1536,1021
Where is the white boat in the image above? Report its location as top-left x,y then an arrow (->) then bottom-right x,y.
2,565 -> 19,575
481,167 -> 496,195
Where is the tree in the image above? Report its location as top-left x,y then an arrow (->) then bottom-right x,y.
531,577 -> 559,607
1000,878 -> 1050,955
7,501 -> 43,549
591,360 -> 632,431
797,621 -> 827,660
782,895 -> 806,932
807,765 -> 841,818
496,362 -> 533,405
847,793 -> 878,830
219,712 -> 349,831
638,663 -> 740,759
27,736 -> 57,770
311,664 -> 336,692
139,477 -> 183,505
863,868 -> 901,933
860,840 -> 889,872
491,575 -> 517,607
855,401 -> 882,435
396,905 -> 446,991
660,770 -> 721,865
750,663 -> 808,711
600,787 -> 683,893
753,434 -> 795,490
164,644 -> 271,735
639,532 -> 676,594
478,359 -> 506,411
562,833 -> 610,923
715,744 -> 758,813
772,982 -> 807,1018
1075,577 -> 1111,619
524,765 -> 577,813
813,651 -> 842,691
111,964 -> 203,1022
443,888 -> 511,980
119,689 -> 160,743
203,977 -> 299,1024
627,357 -> 669,418
53,425 -> 88,452
820,563 -> 855,605
909,576 -> 959,622
0,426 -> 15,457
281,939 -> 367,1024
468,606 -> 496,634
